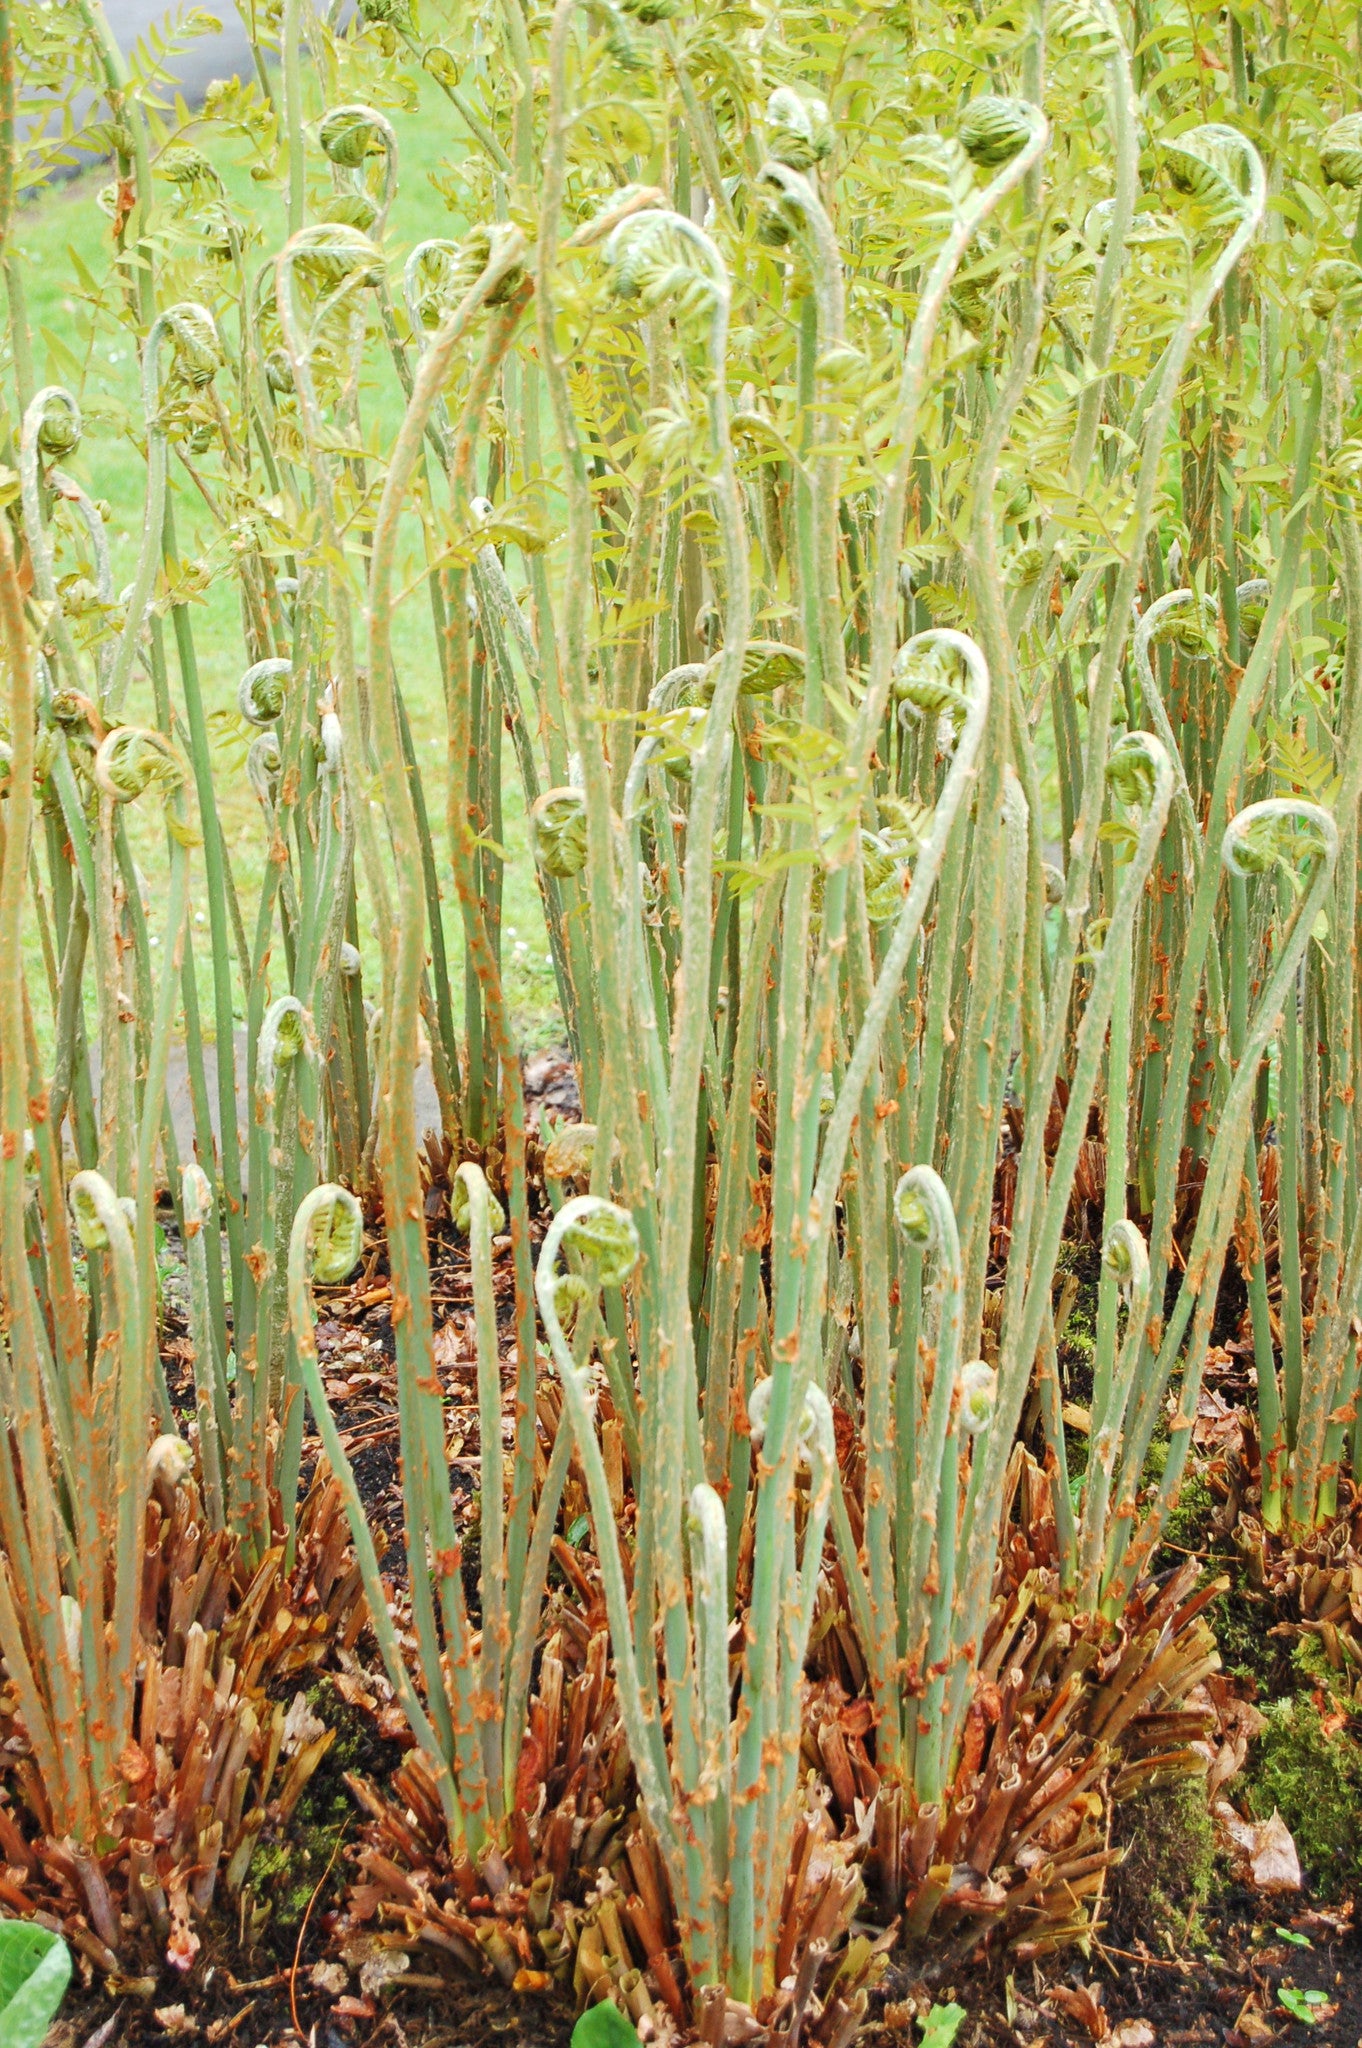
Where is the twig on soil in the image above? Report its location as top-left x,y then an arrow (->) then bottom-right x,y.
290,1825 -> 351,2036
205,1999 -> 257,2042
1092,1940 -> 1194,1973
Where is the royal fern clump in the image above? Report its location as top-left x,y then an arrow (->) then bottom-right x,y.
1,0 -> 1361,2034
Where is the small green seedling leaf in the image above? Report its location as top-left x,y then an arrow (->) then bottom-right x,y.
1277,1986 -> 1329,2024
0,1920 -> 72,2048
1275,1925 -> 1312,1948
919,2002 -> 967,2048
571,2000 -> 639,2048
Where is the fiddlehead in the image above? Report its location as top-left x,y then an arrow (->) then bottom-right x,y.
958,93 -> 1042,168
763,85 -> 834,172
318,103 -> 398,234
529,786 -> 589,879
237,657 -> 291,727
256,993 -> 311,1100
535,1195 -> 681,1897
181,1161 -> 227,1530
1320,112 -> 1362,189
92,727 -> 189,808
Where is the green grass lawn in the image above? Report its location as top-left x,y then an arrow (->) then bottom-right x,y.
12,57 -> 563,1064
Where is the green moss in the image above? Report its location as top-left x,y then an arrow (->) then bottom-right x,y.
1143,1428 -> 1170,1493
1288,1630 -> 1348,1697
1245,1695 -> 1362,1899
248,1830 -> 329,1936
1144,1471 -> 1292,1694
1055,1242 -> 1101,1375
1162,1469 -> 1212,1554
1206,1579 -> 1283,1691
1108,1777 -> 1217,1950
245,1677 -> 396,1955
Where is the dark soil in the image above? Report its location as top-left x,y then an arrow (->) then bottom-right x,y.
1092,1901 -> 1362,2048
875,1909 -> 1362,2048
46,1969 -> 577,2048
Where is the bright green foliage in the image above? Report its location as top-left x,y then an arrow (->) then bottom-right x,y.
572,2000 -> 641,2048
919,2004 -> 967,2048
0,1924 -> 71,2048
1278,1987 -> 1330,2024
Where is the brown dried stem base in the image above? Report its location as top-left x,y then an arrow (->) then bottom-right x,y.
0,1471 -> 367,1976
811,1450 -> 1221,1969
337,1571 -> 884,2045
1226,1471 -> 1362,1698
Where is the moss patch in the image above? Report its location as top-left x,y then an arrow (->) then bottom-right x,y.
245,1676 -> 404,1960
1162,1470 -> 1212,1555
1151,1469 -> 1290,1696
1244,1695 -> 1362,1900
1107,1777 -> 1217,1950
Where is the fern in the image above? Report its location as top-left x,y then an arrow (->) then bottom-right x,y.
1270,725 -> 1341,808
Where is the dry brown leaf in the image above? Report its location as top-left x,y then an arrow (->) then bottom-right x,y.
116,1743 -> 152,1787
281,1690 -> 327,1755
1046,1983 -> 1109,2040
330,1668 -> 377,1712
1213,1803 -> 1302,1892
434,1320 -> 465,1369
1231,1992 -> 1277,2044
358,1948 -> 410,1998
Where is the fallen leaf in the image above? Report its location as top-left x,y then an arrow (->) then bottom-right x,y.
1250,1813 -> 1302,1892
1311,1694 -> 1347,1740
1111,2024 -> 1156,2048
358,1948 -> 410,1998
309,1962 -> 349,1995
282,1690 -> 327,1754
1046,1984 -> 1109,2041
329,1670 -> 377,1712
154,2006 -> 195,2035
1213,1804 -> 1302,1893
205,2005 -> 255,2045
434,1321 -> 465,1369
1232,2017 -> 1277,2046
1288,1904 -> 1352,1937
340,1933 -> 389,1966
1193,1387 -> 1245,1450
